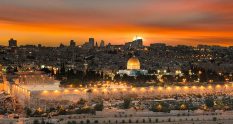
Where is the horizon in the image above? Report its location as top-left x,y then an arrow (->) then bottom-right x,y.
1,37 -> 233,47
0,0 -> 233,46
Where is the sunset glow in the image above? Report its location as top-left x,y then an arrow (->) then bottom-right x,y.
0,0 -> 233,46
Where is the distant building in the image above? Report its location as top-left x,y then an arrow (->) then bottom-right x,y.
82,38 -> 96,49
70,40 -> 76,47
134,38 -> 143,46
150,43 -> 167,51
150,43 -> 166,49
8,38 -> 17,47
107,43 -> 111,48
95,42 -> 98,48
59,43 -> 65,48
125,37 -> 143,49
100,40 -> 105,48
89,38 -> 95,48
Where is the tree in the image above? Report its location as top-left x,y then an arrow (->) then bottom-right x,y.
94,101 -> 104,111
213,117 -> 217,121
205,98 -> 214,108
142,119 -> 145,123
24,107 -> 32,117
41,68 -> 51,74
94,120 -> 98,123
129,119 -> 132,123
151,102 -> 170,112
168,118 -> 171,122
41,118 -> 46,124
77,98 -> 87,106
148,118 -> 152,123
123,98 -> 131,109
155,118 -> 158,123
187,103 -> 197,111
180,103 -> 187,110
86,119 -> 90,124
33,119 -> 39,124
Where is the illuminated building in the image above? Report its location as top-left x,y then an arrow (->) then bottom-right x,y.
2,70 -> 233,109
118,56 -> 148,76
127,56 -> 140,70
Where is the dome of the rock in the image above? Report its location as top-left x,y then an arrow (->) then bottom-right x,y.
127,56 -> 140,70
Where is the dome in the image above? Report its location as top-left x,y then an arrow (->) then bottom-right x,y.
127,56 -> 140,70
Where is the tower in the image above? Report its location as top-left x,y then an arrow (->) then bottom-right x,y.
100,40 -> 105,48
8,38 -> 17,47
69,40 -> 76,47
89,38 -> 95,48
95,42 -> 98,48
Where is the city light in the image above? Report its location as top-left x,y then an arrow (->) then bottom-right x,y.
54,90 -> 59,93
1,2 -> 233,122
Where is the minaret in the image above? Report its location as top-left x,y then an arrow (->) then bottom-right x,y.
95,42 -> 98,48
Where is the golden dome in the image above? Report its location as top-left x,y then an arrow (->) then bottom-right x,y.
127,56 -> 140,70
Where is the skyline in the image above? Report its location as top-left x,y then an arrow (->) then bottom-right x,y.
0,0 -> 233,46
2,36 -> 233,47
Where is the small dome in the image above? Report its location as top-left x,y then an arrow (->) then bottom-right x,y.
127,56 -> 140,70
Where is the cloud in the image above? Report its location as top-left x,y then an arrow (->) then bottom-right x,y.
0,0 -> 232,46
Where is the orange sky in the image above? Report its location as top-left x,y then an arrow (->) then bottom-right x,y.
0,0 -> 233,46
